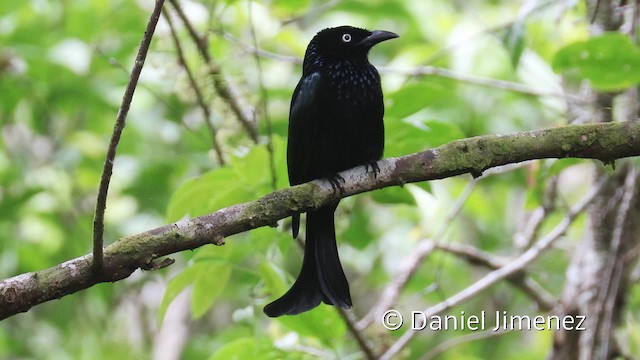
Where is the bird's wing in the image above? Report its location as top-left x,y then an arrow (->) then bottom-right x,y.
287,71 -> 324,186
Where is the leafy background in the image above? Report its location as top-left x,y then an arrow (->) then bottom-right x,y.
1,0 -> 639,359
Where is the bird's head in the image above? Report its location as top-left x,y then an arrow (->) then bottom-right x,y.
309,26 -> 398,61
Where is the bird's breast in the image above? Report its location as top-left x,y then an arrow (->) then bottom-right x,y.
325,62 -> 381,104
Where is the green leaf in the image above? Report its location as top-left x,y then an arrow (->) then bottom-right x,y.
418,119 -> 466,147
277,307 -> 346,346
552,32 -> 640,90
259,261 -> 290,297
208,338 -> 296,360
386,79 -> 458,119
191,261 -> 233,319
371,185 -> 417,204
272,0 -> 311,16
498,22 -> 526,68
261,262 -> 346,345
158,266 -> 199,326
208,338 -> 255,360
385,118 -> 465,157
159,245 -> 233,323
166,137 -> 287,222
343,205 -> 374,249
166,168 -> 239,221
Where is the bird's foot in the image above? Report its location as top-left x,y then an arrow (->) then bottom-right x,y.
365,161 -> 380,178
327,174 -> 346,195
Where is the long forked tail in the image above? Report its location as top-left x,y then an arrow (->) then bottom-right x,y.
263,204 -> 352,317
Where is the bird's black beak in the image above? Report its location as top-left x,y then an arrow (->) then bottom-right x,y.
358,30 -> 399,48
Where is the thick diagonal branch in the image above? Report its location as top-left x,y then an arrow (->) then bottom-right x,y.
2,121 -> 640,320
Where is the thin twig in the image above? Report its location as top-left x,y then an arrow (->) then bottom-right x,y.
92,0 -> 165,272
624,241 -> 640,264
219,31 -> 561,99
424,0 -> 558,65
169,0 -> 258,143
163,9 -> 225,165
515,175 -> 558,250
96,37 -> 214,152
336,308 -> 377,360
220,31 -> 302,64
421,328 -> 515,360
95,48 -> 173,109
379,177 -> 608,360
433,242 -> 556,310
357,241 -> 435,331
357,181 -> 476,330
248,1 -> 277,190
592,167 -> 637,359
379,65 -> 565,98
431,180 -> 477,293
280,0 -> 340,25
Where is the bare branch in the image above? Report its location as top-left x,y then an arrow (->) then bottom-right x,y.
515,176 -> 558,250
163,9 -> 225,165
379,175 -> 608,360
357,241 -> 435,331
421,328 -> 515,360
92,0 -> 165,271
2,121 -> 640,320
336,308 -> 377,360
247,1 -> 277,189
379,65 -> 566,98
433,242 -> 556,311
169,0 -> 258,142
591,167 -> 638,359
357,180 -> 476,330
220,31 -> 561,99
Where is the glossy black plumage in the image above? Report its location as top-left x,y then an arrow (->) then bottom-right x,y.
264,26 -> 397,317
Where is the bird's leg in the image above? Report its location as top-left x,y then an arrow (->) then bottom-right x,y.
327,174 -> 346,195
364,161 -> 380,178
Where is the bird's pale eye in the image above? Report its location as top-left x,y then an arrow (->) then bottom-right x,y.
341,33 -> 352,43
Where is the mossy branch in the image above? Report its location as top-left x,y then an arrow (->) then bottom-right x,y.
1,121 -> 639,320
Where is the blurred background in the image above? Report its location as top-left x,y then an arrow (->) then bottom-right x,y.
1,0 -> 639,359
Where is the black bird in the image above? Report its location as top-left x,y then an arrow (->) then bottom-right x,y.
264,26 -> 398,317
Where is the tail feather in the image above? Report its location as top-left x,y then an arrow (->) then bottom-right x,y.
311,206 -> 351,308
291,214 -> 300,238
263,244 -> 322,316
264,205 -> 351,317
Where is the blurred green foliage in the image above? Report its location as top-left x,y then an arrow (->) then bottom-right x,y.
1,0 -> 639,359
553,32 -> 640,91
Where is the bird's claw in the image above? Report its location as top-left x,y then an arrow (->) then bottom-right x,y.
327,174 -> 346,195
365,161 -> 380,179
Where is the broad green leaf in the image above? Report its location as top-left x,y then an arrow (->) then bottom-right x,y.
343,205 -> 374,249
208,338 -> 296,360
261,262 -> 346,345
552,32 -> 640,90
334,1 -> 410,20
385,118 -> 465,157
386,79 -> 458,119
418,119 -> 466,147
166,137 -> 287,221
191,262 -> 232,319
498,22 -> 526,68
208,338 -> 255,360
276,305 -> 346,346
158,266 -> 200,325
193,242 -> 232,262
547,158 -> 582,177
371,185 -> 418,204
165,167 -> 240,221
272,0 -> 311,16
260,261 -> 290,297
